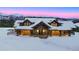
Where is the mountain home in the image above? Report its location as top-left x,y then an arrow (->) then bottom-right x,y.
14,18 -> 76,38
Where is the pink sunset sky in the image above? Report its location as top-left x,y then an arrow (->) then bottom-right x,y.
0,7 -> 79,18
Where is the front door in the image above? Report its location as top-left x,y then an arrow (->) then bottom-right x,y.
33,28 -> 48,38
38,29 -> 48,35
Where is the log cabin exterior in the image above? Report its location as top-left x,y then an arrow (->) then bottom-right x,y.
14,18 -> 76,38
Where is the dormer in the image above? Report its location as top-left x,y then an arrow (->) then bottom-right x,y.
20,19 -> 34,26
48,20 -> 62,26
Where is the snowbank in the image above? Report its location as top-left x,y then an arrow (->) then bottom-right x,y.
0,28 -> 79,51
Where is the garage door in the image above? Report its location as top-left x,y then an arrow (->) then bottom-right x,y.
21,30 -> 31,35
51,31 -> 60,36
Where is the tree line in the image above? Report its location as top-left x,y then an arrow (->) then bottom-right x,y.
0,20 -> 15,27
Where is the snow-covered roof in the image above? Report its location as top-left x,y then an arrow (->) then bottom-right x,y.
30,20 -> 51,28
75,23 -> 79,27
25,18 -> 56,23
15,20 -> 51,30
14,18 -> 56,27
14,18 -> 76,30
15,26 -> 32,30
49,25 -> 72,30
58,20 -> 76,28
14,20 -> 24,27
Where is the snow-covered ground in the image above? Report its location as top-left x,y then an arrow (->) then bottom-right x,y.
0,28 -> 79,51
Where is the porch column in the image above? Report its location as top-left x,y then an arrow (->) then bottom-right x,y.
59,30 -> 62,36
68,30 -> 71,36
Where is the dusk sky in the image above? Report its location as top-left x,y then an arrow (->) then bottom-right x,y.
0,7 -> 79,18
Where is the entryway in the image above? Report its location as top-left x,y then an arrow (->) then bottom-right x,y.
32,29 -> 48,38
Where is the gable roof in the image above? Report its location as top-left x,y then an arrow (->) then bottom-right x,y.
31,21 -> 51,28
14,18 -> 55,27
49,20 -> 59,23
14,18 -> 76,30
23,19 -> 32,23
15,26 -> 33,30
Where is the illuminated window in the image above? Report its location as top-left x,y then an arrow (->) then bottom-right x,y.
43,29 -> 46,32
37,30 -> 39,33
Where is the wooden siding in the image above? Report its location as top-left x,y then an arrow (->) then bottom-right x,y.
15,30 -> 71,36
20,30 -> 31,35
51,30 -> 61,36
15,30 -> 21,35
16,30 -> 31,36
15,29 -> 71,37
50,23 -> 58,26
32,29 -> 48,35
50,30 -> 70,36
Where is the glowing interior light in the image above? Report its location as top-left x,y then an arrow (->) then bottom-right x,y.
37,30 -> 39,32
43,29 -> 46,32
